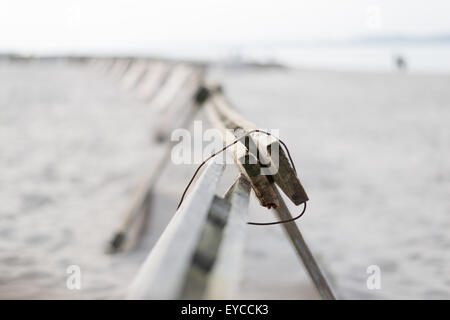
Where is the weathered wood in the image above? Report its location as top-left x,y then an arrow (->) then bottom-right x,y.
273,186 -> 335,300
153,71 -> 202,142
205,174 -> 251,299
179,195 -> 231,299
107,86 -> 205,253
92,58 -> 331,300
207,91 -> 333,299
107,59 -> 122,77
267,141 -> 309,205
205,102 -> 279,209
128,173 -> 251,300
106,59 -> 121,76
127,160 -> 225,299
136,61 -> 170,101
106,140 -> 173,253
211,92 -> 256,130
121,60 -> 149,91
109,59 -> 131,81
115,59 -> 133,81
210,91 -> 308,205
151,64 -> 195,113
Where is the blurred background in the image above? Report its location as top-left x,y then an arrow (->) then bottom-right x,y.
0,0 -> 449,299
2,0 -> 450,71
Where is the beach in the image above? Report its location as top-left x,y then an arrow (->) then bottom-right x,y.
0,61 -> 449,299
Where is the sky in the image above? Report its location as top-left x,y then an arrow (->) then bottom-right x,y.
1,0 -> 450,54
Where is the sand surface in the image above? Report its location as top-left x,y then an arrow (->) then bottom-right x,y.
1,62 -> 449,299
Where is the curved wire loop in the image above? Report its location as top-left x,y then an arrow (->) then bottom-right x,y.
176,129 -> 307,226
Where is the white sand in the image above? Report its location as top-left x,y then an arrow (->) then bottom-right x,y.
0,62 -> 449,299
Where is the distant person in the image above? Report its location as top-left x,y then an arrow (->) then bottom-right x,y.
394,55 -> 407,72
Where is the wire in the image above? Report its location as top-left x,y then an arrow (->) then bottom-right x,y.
176,129 -> 307,226
247,202 -> 306,225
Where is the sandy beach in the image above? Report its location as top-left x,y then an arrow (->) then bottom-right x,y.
0,61 -> 449,299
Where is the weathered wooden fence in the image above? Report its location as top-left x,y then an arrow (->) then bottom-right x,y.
89,57 -> 335,300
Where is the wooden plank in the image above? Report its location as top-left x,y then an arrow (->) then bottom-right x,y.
101,58 -> 116,75
109,59 -> 129,80
205,174 -> 251,299
107,79 -> 208,252
107,88 -> 205,253
210,92 -> 308,205
207,91 -> 333,299
273,185 -> 335,300
105,58 -> 120,76
211,92 -> 256,130
114,59 -> 132,81
136,61 -> 170,101
127,160 -> 225,299
150,64 -> 195,113
120,60 -> 149,91
153,71 -> 202,142
151,174 -> 250,299
179,195 -> 231,299
267,141 -> 309,205
205,103 -> 279,209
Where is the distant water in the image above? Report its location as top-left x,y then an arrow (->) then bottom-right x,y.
256,44 -> 450,73
160,43 -> 450,74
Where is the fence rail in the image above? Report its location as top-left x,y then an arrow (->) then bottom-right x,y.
89,57 -> 335,300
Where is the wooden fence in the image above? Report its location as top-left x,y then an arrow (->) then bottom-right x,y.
89,57 -> 335,300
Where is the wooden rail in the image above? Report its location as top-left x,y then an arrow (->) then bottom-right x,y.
89,57 -> 335,299
205,91 -> 334,300
103,63 -> 206,253
127,160 -> 251,299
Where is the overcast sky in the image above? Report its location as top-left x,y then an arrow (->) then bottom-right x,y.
1,0 -> 450,54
